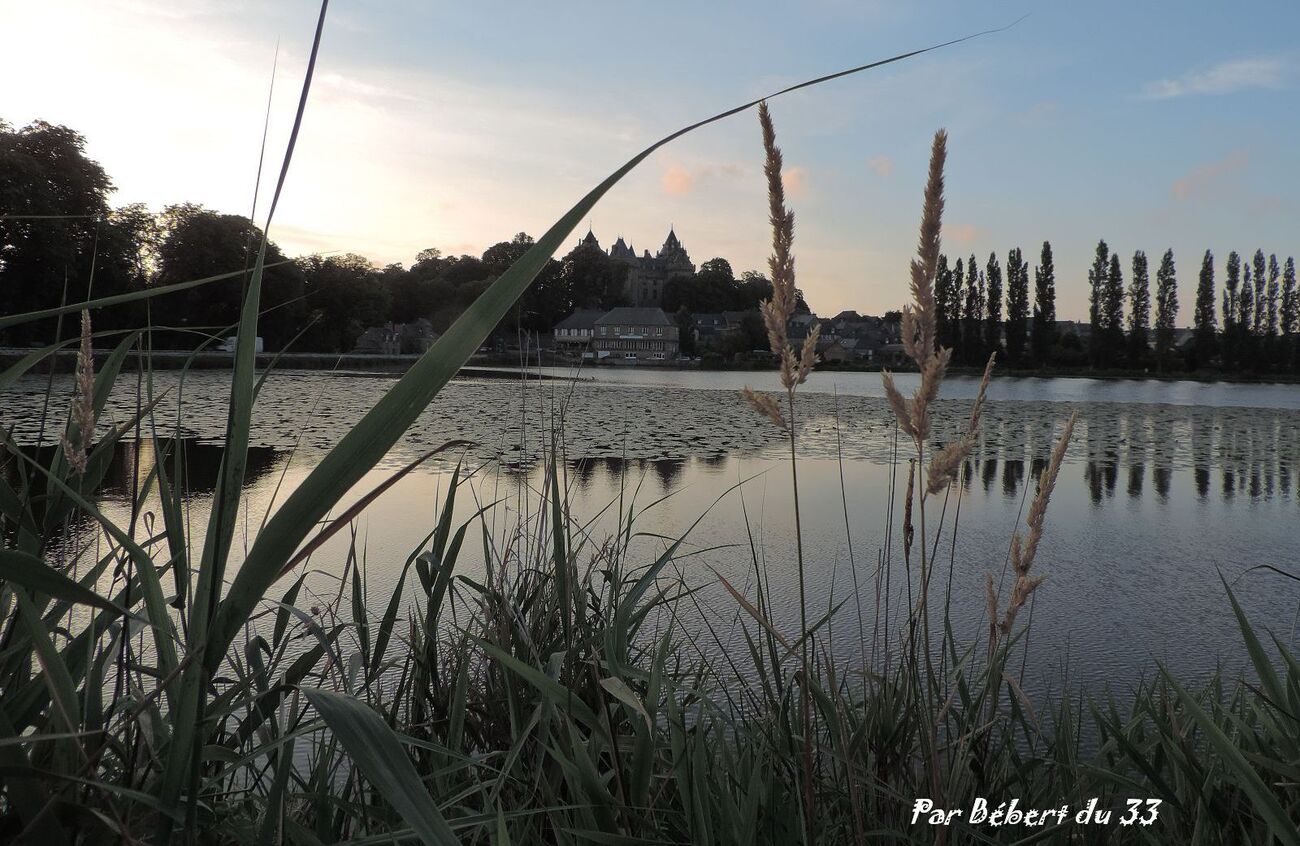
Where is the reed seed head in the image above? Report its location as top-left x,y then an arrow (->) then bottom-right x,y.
61,310 -> 96,476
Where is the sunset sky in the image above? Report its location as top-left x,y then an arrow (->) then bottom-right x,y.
4,0 -> 1298,319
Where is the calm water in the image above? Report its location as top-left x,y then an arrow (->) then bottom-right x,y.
6,367 -> 1300,696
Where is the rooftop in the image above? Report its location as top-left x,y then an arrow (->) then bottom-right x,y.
595,307 -> 673,326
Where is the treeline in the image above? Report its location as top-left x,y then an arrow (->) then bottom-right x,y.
1,120 -> 788,353
936,240 -> 1299,374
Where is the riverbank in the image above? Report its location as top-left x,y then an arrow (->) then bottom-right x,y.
7,346 -> 1299,387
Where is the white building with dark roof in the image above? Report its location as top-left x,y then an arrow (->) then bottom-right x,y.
592,307 -> 679,361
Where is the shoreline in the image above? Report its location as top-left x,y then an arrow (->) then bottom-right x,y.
5,346 -> 1299,387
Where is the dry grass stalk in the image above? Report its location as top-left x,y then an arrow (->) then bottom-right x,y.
741,387 -> 786,431
996,411 -> 1077,637
61,310 -> 96,476
924,351 -> 995,495
882,130 -> 953,462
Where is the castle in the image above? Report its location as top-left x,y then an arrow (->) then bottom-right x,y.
576,227 -> 696,307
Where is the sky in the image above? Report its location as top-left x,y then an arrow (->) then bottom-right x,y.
3,0 -> 1298,321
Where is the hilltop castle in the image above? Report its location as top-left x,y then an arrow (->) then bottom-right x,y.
576,227 -> 696,307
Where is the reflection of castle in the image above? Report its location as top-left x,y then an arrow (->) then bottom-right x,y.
578,228 -> 696,307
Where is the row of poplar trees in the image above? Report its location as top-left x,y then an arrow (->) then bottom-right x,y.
933,240 -> 1299,373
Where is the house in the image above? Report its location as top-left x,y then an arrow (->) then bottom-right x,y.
553,309 -> 604,356
353,325 -> 402,355
352,321 -> 438,355
592,307 -> 679,362
816,338 -> 858,363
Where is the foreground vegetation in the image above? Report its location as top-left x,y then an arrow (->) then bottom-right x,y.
2,8 -> 1298,844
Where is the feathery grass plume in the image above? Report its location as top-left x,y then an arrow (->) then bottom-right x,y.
742,387 -> 786,430
999,411 -> 1077,636
743,100 -> 816,410
60,310 -> 96,476
925,351 -> 995,495
901,129 -> 947,365
882,128 -> 951,454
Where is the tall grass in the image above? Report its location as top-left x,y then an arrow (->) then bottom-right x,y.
2,5 -> 1298,844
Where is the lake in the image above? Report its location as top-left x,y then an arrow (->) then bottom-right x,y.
5,366 -> 1299,697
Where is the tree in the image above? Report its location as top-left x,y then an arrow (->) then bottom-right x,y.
1032,241 -> 1056,366
961,254 -> 984,364
555,244 -> 628,313
1267,253 -> 1280,339
153,204 -> 305,350
1283,257 -> 1298,371
1154,249 -> 1178,370
0,120 -> 116,342
1101,252 -> 1125,367
1005,247 -> 1029,364
297,254 -> 390,352
1127,250 -> 1150,366
1192,249 -> 1217,366
1087,240 -> 1110,367
1239,264 -> 1256,366
1223,251 -> 1241,368
935,254 -> 959,350
1252,249 -> 1267,335
674,306 -> 697,356
984,251 -> 1003,357
952,257 -> 965,357
481,232 -> 534,276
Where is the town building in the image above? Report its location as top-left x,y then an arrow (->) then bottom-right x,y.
352,319 -> 437,355
553,309 -> 604,354
575,227 -> 696,307
591,307 -> 679,362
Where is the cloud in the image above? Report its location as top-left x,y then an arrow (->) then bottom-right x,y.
868,155 -> 893,177
782,165 -> 808,197
1171,149 -> 1249,201
943,223 -> 979,246
661,164 -> 694,196
1142,57 -> 1287,99
1023,100 -> 1059,120
660,161 -> 746,197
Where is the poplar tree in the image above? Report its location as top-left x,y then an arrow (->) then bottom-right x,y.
935,254 -> 957,350
1283,257 -> 1298,371
953,256 -> 965,359
1266,254 -> 1280,339
1193,249 -> 1216,364
1103,252 -> 1126,366
1127,250 -> 1150,365
1032,240 -> 1057,365
1240,264 -> 1256,367
1005,246 -> 1029,364
1154,249 -> 1178,370
984,251 -> 1003,356
962,253 -> 983,363
1252,249 -> 1267,335
1088,240 -> 1110,366
1223,251 -> 1241,368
